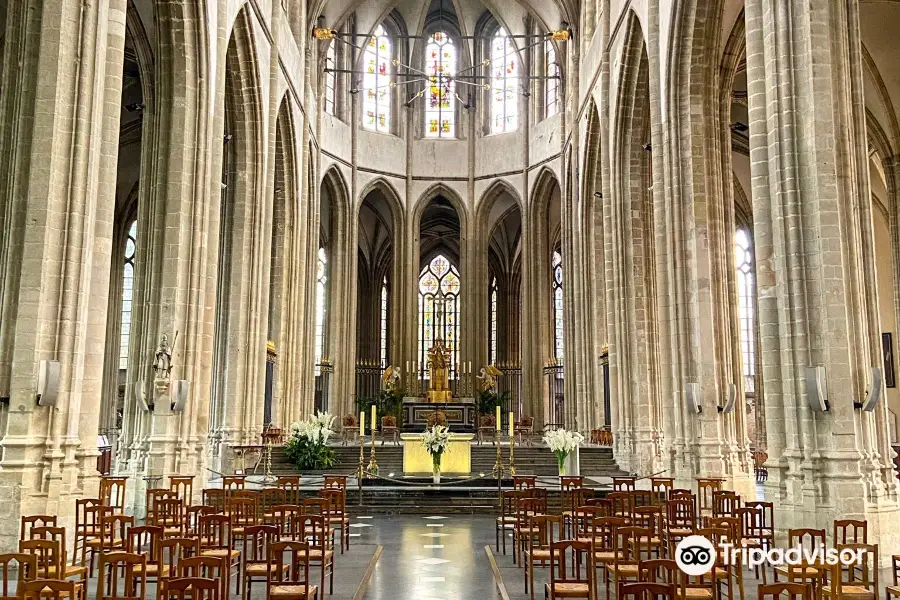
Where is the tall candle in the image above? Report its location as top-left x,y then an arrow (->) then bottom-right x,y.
406,361 -> 409,374
509,412 -> 514,438
371,405 -> 377,432
360,412 -> 365,437
495,405 -> 501,431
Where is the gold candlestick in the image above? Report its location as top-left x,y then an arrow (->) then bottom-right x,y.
367,428 -> 379,475
509,436 -> 517,477
358,436 -> 366,480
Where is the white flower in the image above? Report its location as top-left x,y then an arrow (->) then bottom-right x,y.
422,425 -> 451,457
291,411 -> 336,444
542,428 -> 585,455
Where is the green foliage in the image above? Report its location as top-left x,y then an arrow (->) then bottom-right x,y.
355,396 -> 376,416
378,389 -> 403,422
477,389 -> 511,415
284,432 -> 335,471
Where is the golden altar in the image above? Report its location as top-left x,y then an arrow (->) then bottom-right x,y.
400,433 -> 474,475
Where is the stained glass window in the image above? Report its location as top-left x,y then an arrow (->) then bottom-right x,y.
490,277 -> 498,364
324,41 -> 336,115
315,247 -> 328,375
418,254 -> 461,376
363,25 -> 391,132
735,229 -> 755,394
119,221 -> 136,370
425,32 -> 456,138
545,40 -> 560,117
491,28 -> 518,133
552,251 -> 564,361
380,277 -> 388,368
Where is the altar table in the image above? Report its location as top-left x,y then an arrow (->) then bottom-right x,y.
400,433 -> 475,475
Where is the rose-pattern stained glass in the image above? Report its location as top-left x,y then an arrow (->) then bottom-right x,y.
363,25 -> 391,132
418,254 -> 461,376
425,32 -> 456,138
491,28 -> 518,133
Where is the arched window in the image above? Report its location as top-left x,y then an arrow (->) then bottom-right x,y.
314,247 -> 328,375
551,250 -> 564,360
491,28 -> 518,133
418,254 -> 461,375
545,40 -> 560,117
735,229 -> 755,395
490,277 -> 498,364
380,277 -> 388,368
425,32 -> 456,138
119,221 -> 137,369
324,41 -> 336,115
363,25 -> 391,132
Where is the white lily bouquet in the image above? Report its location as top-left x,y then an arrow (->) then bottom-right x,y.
422,424 -> 451,481
542,428 -> 585,475
286,411 -> 337,470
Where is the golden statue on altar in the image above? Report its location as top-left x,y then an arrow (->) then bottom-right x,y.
426,338 -> 453,403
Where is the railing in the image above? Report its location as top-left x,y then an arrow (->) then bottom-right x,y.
497,363 -> 523,418
355,361 -> 385,404
314,360 -> 333,413
543,361 -> 565,428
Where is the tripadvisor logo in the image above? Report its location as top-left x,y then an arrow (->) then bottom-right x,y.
675,535 -> 865,575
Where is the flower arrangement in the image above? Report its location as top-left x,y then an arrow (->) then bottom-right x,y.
285,411 -> 336,470
422,424 -> 451,482
542,427 -> 585,475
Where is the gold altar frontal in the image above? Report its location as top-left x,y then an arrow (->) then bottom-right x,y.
399,433 -> 474,475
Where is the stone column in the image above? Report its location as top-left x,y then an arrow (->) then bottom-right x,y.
0,0 -> 127,549
746,0 -> 900,544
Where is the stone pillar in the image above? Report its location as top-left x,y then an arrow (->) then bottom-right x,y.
746,0 -> 900,545
0,0 -> 127,550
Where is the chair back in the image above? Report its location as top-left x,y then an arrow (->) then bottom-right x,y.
830,543 -> 878,596
161,577 -> 220,600
590,517 -> 626,553
98,551 -> 148,600
834,519 -> 868,544
618,582 -> 675,600
146,488 -> 178,520
547,540 -> 594,597
302,497 -> 326,515
170,475 -> 195,505
712,490 -> 741,517
179,556 -> 227,600
666,497 -> 696,531
128,526 -> 164,567
561,476 -> 584,491
276,477 -> 301,505
298,515 -> 328,552
612,477 -> 636,492
20,516 -> 57,541
75,498 -> 108,537
638,558 -> 679,584
650,478 -> 674,505
633,506 -> 662,534
527,515 -> 559,552
321,488 -> 346,518
198,515 -> 231,550
512,476 -> 537,490
18,540 -> 61,579
757,583 -> 812,600
261,488 -> 285,520
617,526 -> 654,565
242,525 -> 279,569
100,513 -> 134,552
20,579 -> 77,600
222,476 -> 246,493
787,528 -> 826,554
271,505 -> 304,540
159,538 -> 200,578
229,497 -> 259,528
609,491 -> 636,522
201,489 -> 225,514
0,553 -> 36,600
267,541 -> 313,590
100,476 -> 128,511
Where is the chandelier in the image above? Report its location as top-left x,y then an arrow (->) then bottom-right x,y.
313,2 -> 568,109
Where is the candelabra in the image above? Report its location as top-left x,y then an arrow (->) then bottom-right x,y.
367,424 -> 379,475
509,434 -> 517,477
493,438 -> 503,479
357,434 -> 366,480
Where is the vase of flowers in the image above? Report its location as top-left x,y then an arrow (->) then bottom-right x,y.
285,411 -> 337,470
422,424 -> 451,484
542,428 -> 585,476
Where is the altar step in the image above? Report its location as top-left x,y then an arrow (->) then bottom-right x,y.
269,445 -> 629,479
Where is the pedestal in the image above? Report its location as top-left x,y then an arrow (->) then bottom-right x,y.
401,398 -> 476,432
400,433 -> 474,475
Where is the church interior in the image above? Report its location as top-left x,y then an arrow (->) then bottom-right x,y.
2,0 -> 900,598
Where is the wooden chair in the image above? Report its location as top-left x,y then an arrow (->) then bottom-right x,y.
515,416 -> 535,446
100,476 -> 128,511
822,543 -> 878,600
380,415 -> 400,446
619,582 -> 676,600
170,476 -> 195,505
146,489 -> 178,525
605,527 -> 653,600
260,489 -> 286,523
561,477 -> 585,538
223,476 -> 247,493
184,506 -> 216,539
476,415 -> 497,446
198,514 -> 241,595
774,529 -> 826,583
266,541 -> 318,600
834,520 -> 868,544
276,477 -> 302,506
229,496 -> 259,548
160,577 -> 220,600
270,505 -> 304,541
696,479 -> 723,515
19,541 -> 64,582
585,516 -> 625,576
320,488 -> 350,553
340,414 -> 358,446
753,451 -> 769,482
513,497 -> 544,566
612,477 -> 636,493
179,556 -> 228,600
496,490 -> 524,556
0,553 -> 36,600
73,499 -> 107,568
663,497 -> 696,555
127,526 -> 167,588
524,515 -> 560,600
159,537 -> 201,592
758,583 -> 812,600
650,478 -> 674,506
92,514 -> 133,577
886,554 -> 900,600
322,475 -> 348,490
27,526 -> 87,582
637,558 -> 679,586
545,540 -> 595,600
712,490 -> 741,518
20,579 -> 80,600
241,525 -> 278,600
297,515 -> 333,596
608,491 -> 636,523
152,498 -> 185,537
97,552 -> 147,600
513,476 -> 537,490
201,490 -> 225,514
20,516 -> 57,541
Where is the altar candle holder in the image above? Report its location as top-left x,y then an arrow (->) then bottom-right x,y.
357,413 -> 366,481
367,420 -> 379,475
